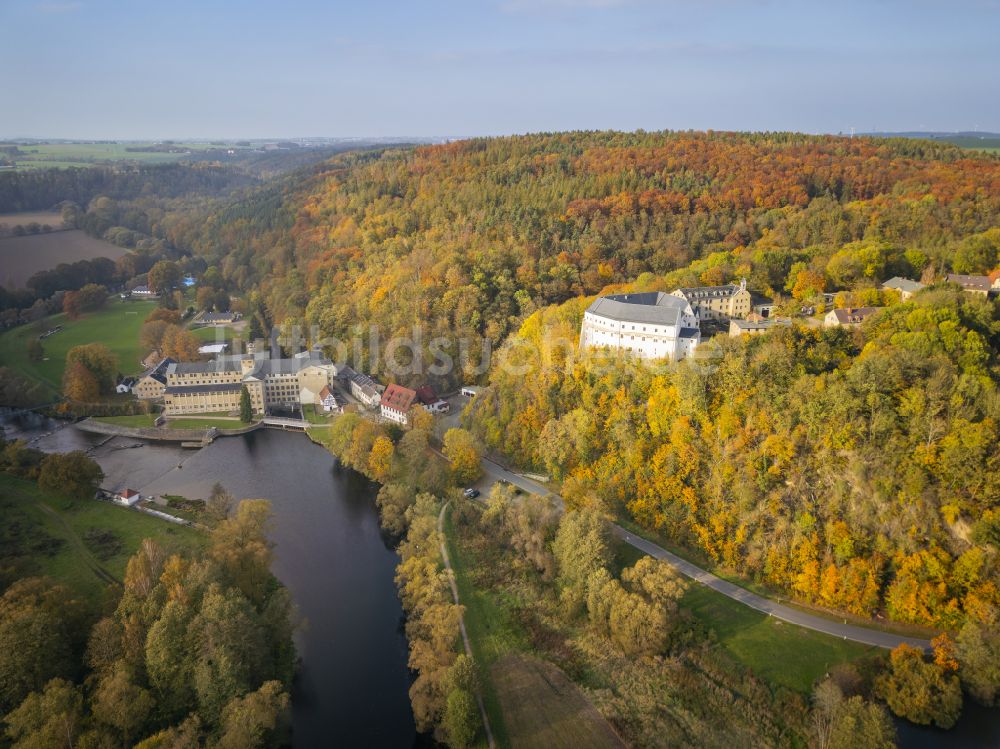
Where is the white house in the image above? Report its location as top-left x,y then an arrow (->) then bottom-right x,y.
199,311 -> 241,325
319,385 -> 340,412
380,383 -> 417,426
349,372 -> 383,408
117,488 -> 141,506
729,318 -> 792,337
115,377 -> 136,394
579,291 -> 701,361
947,273 -> 993,297
428,399 -> 450,414
824,307 -> 882,328
130,285 -> 158,298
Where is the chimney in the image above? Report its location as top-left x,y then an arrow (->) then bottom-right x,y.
740,278 -> 747,291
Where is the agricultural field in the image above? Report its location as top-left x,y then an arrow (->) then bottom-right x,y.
0,298 -> 157,399
941,135 -> 1000,151
0,473 -> 204,604
0,229 -> 128,289
0,210 -> 64,229
490,655 -> 624,749
3,141 -> 253,170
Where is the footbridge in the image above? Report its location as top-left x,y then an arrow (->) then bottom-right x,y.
262,416 -> 310,431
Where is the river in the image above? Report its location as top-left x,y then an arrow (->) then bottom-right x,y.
2,412 -> 422,748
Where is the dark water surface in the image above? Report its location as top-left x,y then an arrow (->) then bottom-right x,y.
2,413 -> 419,748
894,700 -> 1000,749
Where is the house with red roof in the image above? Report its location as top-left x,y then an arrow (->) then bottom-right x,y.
117,488 -> 142,506
415,385 -> 437,406
380,383 -> 418,426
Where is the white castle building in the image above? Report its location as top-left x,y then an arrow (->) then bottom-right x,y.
579,292 -> 701,361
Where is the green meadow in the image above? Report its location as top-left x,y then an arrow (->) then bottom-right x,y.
0,474 -> 204,604
0,298 -> 157,399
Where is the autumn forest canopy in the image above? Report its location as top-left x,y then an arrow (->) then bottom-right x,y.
147,130 -> 1000,632
135,131 -> 996,375
2,128 -> 1000,746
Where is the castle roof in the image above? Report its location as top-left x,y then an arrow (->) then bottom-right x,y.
586,292 -> 692,326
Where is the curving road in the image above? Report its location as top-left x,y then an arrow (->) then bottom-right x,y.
474,457 -> 933,651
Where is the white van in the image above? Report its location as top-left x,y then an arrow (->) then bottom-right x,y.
461,386 -> 481,398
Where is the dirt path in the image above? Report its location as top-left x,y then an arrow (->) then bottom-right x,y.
438,502 -> 497,749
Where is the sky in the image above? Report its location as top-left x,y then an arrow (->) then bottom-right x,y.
2,0 -> 998,139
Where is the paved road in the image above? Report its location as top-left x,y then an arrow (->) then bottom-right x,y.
472,458 -> 933,651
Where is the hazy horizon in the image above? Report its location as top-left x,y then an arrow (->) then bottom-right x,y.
4,130 -> 1000,143
3,0 -> 998,139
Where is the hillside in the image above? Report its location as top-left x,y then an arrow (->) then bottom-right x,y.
171,131 -> 1000,387
467,285 -> 999,630
161,130 -> 1000,633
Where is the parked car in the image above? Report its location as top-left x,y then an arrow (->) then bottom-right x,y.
463,488 -> 480,499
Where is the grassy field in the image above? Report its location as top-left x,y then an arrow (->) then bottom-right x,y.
303,405 -> 333,425
92,413 -> 243,430
166,416 -> 242,430
92,413 -> 158,427
444,506 -> 625,749
611,536 -> 875,692
0,229 -> 128,289
0,474 -> 204,604
191,325 -> 240,343
444,510 -> 520,748
680,581 -> 877,692
0,298 -> 157,398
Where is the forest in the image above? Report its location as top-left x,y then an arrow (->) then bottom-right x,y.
468,286 -> 999,630
136,131 -> 999,387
